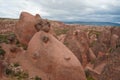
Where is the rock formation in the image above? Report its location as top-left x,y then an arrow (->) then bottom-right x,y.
15,12 -> 55,46
64,30 -> 90,68
15,12 -> 39,45
0,12 -> 120,80
27,31 -> 87,80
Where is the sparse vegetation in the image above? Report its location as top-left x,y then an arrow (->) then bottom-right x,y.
90,41 -> 97,47
0,33 -> 16,44
16,39 -> 21,47
0,34 -> 9,43
16,40 -> 28,50
5,63 -> 29,80
21,44 -> 28,50
87,76 -> 95,80
63,42 -> 69,46
5,62 -> 43,80
0,48 -> 5,56
14,62 -> 20,67
34,76 -> 42,80
30,76 -> 42,80
85,70 -> 95,80
90,59 -> 96,64
108,48 -> 115,53
0,48 -> 6,59
54,28 -> 69,36
88,30 -> 101,38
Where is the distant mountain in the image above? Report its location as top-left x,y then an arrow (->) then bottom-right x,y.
64,21 -> 120,26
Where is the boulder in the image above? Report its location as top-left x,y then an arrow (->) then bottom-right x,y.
15,12 -> 56,45
15,12 -> 40,45
34,19 -> 50,32
27,31 -> 87,80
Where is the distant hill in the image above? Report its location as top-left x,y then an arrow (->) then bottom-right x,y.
1,18 -> 120,26
0,18 -> 18,21
64,21 -> 120,26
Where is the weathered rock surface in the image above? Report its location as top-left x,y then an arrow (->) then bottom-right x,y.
27,31 -> 87,80
15,12 -> 39,45
64,30 -> 90,68
15,12 -> 56,45
99,48 -> 120,80
85,27 -> 120,80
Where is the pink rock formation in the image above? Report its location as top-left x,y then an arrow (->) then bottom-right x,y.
15,12 -> 41,45
15,12 -> 55,45
27,31 -> 87,80
64,30 -> 90,68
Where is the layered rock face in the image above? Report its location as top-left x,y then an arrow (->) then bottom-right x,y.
27,31 -> 87,80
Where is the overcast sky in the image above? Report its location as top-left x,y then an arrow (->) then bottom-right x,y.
0,0 -> 120,22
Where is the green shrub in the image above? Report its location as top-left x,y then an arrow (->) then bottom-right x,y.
0,34 -> 8,44
15,39 -> 26,49
0,48 -> 6,56
14,62 -> 20,67
108,48 -> 114,53
16,39 -> 20,47
88,30 -> 101,38
15,71 -> 29,80
0,33 -> 16,44
87,76 -> 95,80
34,76 -> 42,80
63,42 -> 69,46
5,63 -> 29,80
5,68 -> 13,75
21,44 -> 28,50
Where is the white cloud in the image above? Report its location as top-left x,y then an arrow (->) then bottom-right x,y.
0,0 -> 120,22
0,0 -> 49,18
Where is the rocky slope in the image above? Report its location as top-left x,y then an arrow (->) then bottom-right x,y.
0,12 -> 120,80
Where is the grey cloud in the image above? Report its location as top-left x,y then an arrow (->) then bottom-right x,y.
0,0 -> 120,22
35,0 -> 120,22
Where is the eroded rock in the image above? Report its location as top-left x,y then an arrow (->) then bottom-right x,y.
64,30 -> 90,68
27,31 -> 87,80
15,12 -> 40,45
